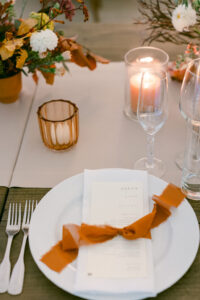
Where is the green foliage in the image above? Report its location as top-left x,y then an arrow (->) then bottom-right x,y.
25,51 -> 65,74
39,66 -> 56,73
176,0 -> 200,9
193,0 -> 200,10
175,55 -> 186,68
54,2 -> 60,10
175,0 -> 189,6
6,4 -> 15,21
50,2 -> 61,18
57,30 -> 64,36
182,0 -> 188,7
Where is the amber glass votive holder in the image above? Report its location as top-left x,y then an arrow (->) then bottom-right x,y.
37,99 -> 79,150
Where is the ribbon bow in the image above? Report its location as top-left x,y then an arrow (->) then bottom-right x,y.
41,183 -> 185,272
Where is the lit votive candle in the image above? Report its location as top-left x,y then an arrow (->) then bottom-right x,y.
37,99 -> 79,151
50,123 -> 71,145
50,122 -> 76,146
130,72 -> 160,112
56,123 -> 70,145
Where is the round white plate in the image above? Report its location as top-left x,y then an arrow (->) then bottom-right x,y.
29,171 -> 200,300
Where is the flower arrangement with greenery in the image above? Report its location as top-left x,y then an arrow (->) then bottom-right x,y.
136,0 -> 200,80
0,0 -> 108,84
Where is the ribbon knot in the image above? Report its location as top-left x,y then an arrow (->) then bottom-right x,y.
117,228 -> 124,236
122,227 -> 136,238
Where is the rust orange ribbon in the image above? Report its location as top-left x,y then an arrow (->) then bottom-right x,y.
41,183 -> 185,272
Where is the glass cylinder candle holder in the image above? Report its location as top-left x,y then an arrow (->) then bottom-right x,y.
124,46 -> 169,121
37,99 -> 79,150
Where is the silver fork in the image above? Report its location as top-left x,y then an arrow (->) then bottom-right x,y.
0,203 -> 21,293
8,200 -> 37,295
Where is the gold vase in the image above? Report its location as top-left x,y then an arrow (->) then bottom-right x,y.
0,72 -> 22,104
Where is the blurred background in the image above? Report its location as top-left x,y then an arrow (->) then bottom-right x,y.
14,0 -> 184,60
14,0 -> 140,23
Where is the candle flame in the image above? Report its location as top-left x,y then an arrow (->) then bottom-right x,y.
140,57 -> 153,63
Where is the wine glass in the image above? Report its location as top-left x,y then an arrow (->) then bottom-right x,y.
176,57 -> 200,169
134,70 -> 168,177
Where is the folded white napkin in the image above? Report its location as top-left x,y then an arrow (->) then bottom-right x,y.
74,169 -> 156,299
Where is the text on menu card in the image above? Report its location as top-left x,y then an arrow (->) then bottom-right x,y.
86,181 -> 148,278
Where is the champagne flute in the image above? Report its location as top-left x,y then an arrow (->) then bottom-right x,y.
176,57 -> 200,169
180,58 -> 200,123
179,58 -> 200,199
134,70 -> 168,177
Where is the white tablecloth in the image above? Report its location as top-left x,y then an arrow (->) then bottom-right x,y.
0,75 -> 36,186
10,62 -> 186,188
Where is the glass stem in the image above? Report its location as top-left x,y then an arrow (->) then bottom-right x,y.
191,125 -> 200,161
147,134 -> 155,168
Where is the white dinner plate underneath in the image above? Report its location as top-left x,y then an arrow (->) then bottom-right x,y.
29,170 -> 200,300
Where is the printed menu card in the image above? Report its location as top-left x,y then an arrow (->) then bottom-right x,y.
74,169 -> 156,298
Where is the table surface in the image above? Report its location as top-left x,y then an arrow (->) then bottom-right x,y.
10,62 -> 186,188
0,23 -> 199,300
0,75 -> 36,186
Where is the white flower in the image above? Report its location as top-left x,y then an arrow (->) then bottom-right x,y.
172,4 -> 197,32
30,29 -> 58,53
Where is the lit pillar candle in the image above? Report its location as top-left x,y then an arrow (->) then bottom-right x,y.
130,72 -> 160,112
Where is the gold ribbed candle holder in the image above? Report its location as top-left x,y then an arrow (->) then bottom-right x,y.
37,99 -> 79,150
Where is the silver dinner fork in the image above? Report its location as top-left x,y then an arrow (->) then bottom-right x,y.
8,200 -> 37,295
0,203 -> 21,293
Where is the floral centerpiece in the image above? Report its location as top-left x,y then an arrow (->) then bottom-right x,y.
136,0 -> 200,81
0,0 -> 108,102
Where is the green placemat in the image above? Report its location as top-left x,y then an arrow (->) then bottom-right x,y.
187,199 -> 200,223
0,187 -> 200,300
0,187 -> 50,272
0,186 -> 9,221
0,187 -> 82,300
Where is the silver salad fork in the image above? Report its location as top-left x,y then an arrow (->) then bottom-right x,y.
8,200 -> 37,295
0,203 -> 21,293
